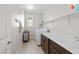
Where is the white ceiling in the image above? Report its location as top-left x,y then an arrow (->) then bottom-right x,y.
6,4 -> 69,13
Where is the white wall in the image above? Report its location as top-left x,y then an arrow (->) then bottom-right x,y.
42,4 -> 73,29
43,4 -> 79,39
6,5 -> 24,53
43,4 -> 73,22
49,13 -> 79,39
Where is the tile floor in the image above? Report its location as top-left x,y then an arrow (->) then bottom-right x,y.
17,39 -> 44,54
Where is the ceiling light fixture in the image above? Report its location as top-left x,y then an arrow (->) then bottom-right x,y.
27,4 -> 34,10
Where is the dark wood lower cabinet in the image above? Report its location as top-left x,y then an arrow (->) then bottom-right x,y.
49,45 -> 59,54
49,39 -> 71,54
41,34 -> 48,54
41,34 -> 72,54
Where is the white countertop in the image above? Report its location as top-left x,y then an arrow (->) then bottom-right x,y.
42,32 -> 79,54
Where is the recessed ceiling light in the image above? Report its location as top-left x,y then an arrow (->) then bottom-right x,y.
27,4 -> 34,10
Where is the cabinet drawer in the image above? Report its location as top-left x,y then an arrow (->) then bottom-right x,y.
49,39 -> 72,54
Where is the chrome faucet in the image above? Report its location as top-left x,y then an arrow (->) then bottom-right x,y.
47,29 -> 50,32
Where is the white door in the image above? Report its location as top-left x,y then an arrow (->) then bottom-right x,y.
0,5 -> 9,54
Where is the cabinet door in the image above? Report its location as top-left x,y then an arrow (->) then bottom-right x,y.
49,45 -> 58,54
44,36 -> 48,53
49,39 -> 71,54
41,34 -> 49,54
41,34 -> 44,51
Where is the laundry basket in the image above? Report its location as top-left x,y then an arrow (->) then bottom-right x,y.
23,31 -> 29,42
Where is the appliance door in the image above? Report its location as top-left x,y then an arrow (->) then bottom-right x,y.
35,28 -> 47,45
35,30 -> 41,45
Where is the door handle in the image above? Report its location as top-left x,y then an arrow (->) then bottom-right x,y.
7,41 -> 12,44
